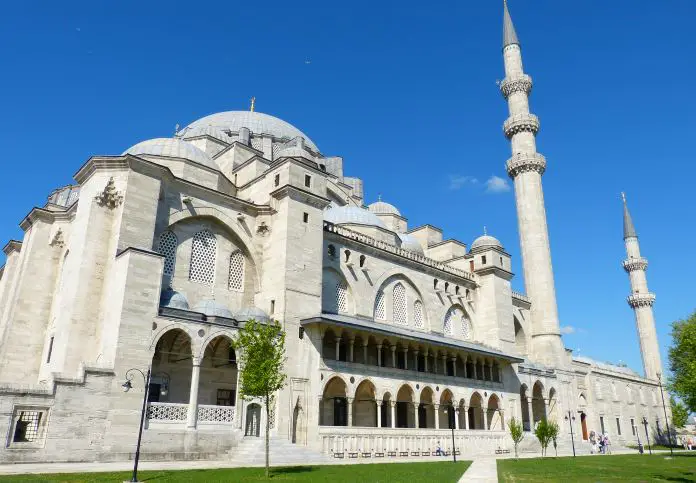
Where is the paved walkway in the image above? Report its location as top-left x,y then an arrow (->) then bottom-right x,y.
458,458 -> 497,482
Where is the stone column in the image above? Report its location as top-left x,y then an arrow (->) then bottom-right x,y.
527,400 -> 534,429
463,405 -> 469,430
442,354 -> 447,375
377,344 -> 382,367
434,404 -> 440,430
414,349 -> 419,371
363,342 -> 368,365
487,360 -> 493,381
318,396 -> 324,426
377,401 -> 383,428
451,357 -> 457,377
390,401 -> 396,428
348,337 -> 355,363
424,349 -> 429,372
403,348 -> 409,370
455,408 -> 460,430
483,407 -> 489,430
335,337 -> 341,361
462,356 -> 468,378
391,345 -> 397,368
413,402 -> 419,429
347,397 -> 354,427
433,352 -> 438,374
187,357 -> 201,429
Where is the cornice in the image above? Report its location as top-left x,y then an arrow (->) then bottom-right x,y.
2,240 -> 22,256
270,184 -> 331,210
474,265 -> 514,281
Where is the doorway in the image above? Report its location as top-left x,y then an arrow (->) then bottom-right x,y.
245,403 -> 261,437
580,412 -> 588,441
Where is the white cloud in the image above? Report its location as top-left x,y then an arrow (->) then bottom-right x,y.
560,325 -> 576,335
449,175 -> 479,190
485,175 -> 511,193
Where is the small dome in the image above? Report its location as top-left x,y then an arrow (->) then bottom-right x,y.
177,125 -> 232,145
124,138 -> 218,170
398,233 -> 424,254
368,200 -> 401,216
235,306 -> 271,323
471,234 -> 503,251
192,299 -> 234,318
160,287 -> 189,310
324,206 -> 387,229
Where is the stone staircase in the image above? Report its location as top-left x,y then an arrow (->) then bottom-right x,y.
228,436 -> 333,466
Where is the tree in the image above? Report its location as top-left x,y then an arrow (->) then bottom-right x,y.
671,396 -> 689,429
236,319 -> 287,478
508,417 -> 524,458
668,311 -> 696,412
549,421 -> 560,457
534,419 -> 557,457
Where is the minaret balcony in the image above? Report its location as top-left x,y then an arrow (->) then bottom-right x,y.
503,113 -> 539,139
506,152 -> 546,178
623,257 -> 648,272
500,74 -> 533,99
627,292 -> 656,308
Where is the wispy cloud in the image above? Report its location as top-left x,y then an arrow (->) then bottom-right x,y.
485,175 -> 511,194
449,175 -> 479,190
560,325 -> 576,335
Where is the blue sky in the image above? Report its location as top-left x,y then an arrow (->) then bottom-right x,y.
0,1 -> 693,375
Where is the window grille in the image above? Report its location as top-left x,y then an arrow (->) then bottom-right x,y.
393,283 -> 407,325
228,250 -> 244,291
272,143 -> 281,159
444,306 -> 466,337
443,308 -> 456,335
158,230 -> 178,276
12,411 -> 42,443
251,137 -> 263,151
414,300 -> 424,328
336,281 -> 348,313
461,316 -> 472,339
189,229 -> 216,285
374,290 -> 386,320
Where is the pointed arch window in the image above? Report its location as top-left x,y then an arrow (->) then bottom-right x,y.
189,229 -> 216,285
443,308 -> 455,336
393,283 -> 407,325
158,230 -> 178,277
413,300 -> 424,328
461,315 -> 472,340
228,250 -> 244,291
374,290 -> 386,320
336,280 -> 349,313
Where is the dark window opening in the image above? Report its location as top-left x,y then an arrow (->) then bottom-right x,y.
359,254 -> 366,268
334,398 -> 348,426
217,389 -> 236,406
270,300 -> 275,314
616,417 -> 621,435
12,411 -> 42,443
481,256 -> 487,265
46,337 -> 54,364
303,212 -> 309,223
417,354 -> 426,372
274,174 -> 280,187
446,359 -> 455,377
228,347 -> 237,365
304,175 -> 311,187
397,351 -> 406,370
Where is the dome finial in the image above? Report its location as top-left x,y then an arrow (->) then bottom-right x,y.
174,123 -> 180,136
378,193 -> 382,201
483,225 -> 488,236
250,96 -> 256,112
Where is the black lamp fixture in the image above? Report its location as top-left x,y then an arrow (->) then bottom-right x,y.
564,411 -> 576,457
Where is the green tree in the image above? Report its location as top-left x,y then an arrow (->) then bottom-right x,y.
668,311 -> 696,412
670,396 -> 689,429
534,419 -> 557,457
236,319 -> 287,478
508,417 -> 524,458
549,421 -> 560,457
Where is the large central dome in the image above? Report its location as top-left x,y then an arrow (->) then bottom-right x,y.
181,111 -> 318,152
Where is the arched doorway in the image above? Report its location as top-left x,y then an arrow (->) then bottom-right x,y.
353,380 -> 377,427
381,392 -> 392,428
468,392 -> 484,430
321,376 -> 348,426
396,385 -> 415,428
200,335 -> 237,409
487,394 -> 502,430
579,393 -> 589,440
150,329 -> 193,405
532,381 -> 546,427
245,403 -> 261,436
419,387 -> 435,428
440,390 -> 455,429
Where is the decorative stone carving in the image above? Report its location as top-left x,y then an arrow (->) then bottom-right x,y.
623,258 -> 648,272
503,113 -> 540,139
500,74 -> 533,99
50,229 -> 65,247
627,293 -> 656,308
94,177 -> 123,209
506,152 -> 546,178
256,221 -> 270,236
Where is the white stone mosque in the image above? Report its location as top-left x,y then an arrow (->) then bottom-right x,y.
0,1 -> 671,463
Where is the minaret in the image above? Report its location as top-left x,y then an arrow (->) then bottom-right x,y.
622,193 -> 661,380
500,1 -> 565,366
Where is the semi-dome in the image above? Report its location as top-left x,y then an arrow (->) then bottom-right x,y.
177,125 -> 232,145
183,111 -> 318,152
235,306 -> 271,323
398,233 -> 424,254
192,299 -> 234,318
324,206 -> 387,229
160,287 -> 190,310
368,200 -> 401,216
124,138 -> 219,170
471,234 -> 503,251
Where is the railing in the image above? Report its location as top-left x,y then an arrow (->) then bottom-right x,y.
147,402 -> 188,422
198,404 -> 235,424
511,291 -> 530,304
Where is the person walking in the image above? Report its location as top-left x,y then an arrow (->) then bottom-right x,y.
589,431 -> 596,454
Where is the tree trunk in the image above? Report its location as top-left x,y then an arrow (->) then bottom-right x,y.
265,394 -> 270,478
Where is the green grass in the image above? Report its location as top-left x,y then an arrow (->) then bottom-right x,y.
0,461 -> 471,483
627,443 -> 688,451
497,453 -> 696,482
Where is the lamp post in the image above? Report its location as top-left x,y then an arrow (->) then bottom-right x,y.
122,367 -> 151,483
641,417 -> 652,455
564,411 -> 576,457
449,404 -> 457,463
656,373 -> 674,456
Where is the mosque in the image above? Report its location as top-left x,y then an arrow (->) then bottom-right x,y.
0,2 -> 670,463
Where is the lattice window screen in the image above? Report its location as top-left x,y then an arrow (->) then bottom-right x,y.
393,283 -> 407,325
271,143 -> 281,159
413,300 -> 424,328
158,231 -> 178,276
444,307 -> 460,336
251,137 -> 263,151
336,281 -> 348,313
13,410 -> 42,442
374,290 -> 386,320
461,316 -> 472,340
228,250 -> 244,291
189,229 -> 216,285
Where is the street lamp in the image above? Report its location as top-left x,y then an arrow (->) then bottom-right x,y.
656,373 -> 674,456
448,404 -> 457,463
641,417 -> 652,455
122,367 -> 151,483
564,411 -> 576,457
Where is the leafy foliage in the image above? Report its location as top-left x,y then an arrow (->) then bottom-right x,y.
508,417 -> 524,458
670,396 -> 689,429
668,311 -> 696,412
534,419 -> 559,457
235,319 -> 287,478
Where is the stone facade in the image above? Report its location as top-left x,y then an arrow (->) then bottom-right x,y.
0,2 -> 671,464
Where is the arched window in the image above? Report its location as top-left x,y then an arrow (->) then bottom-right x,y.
158,230 -> 177,276
461,315 -> 472,340
444,306 -> 466,337
228,250 -> 244,291
189,229 -> 216,285
336,280 -> 349,313
443,308 -> 455,336
393,283 -> 407,325
374,290 -> 386,320
413,300 -> 424,328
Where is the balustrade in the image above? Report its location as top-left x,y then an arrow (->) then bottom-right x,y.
147,402 -> 188,422
198,404 -> 236,424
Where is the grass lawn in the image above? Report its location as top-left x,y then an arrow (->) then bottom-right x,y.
498,453 -> 696,482
0,461 -> 471,483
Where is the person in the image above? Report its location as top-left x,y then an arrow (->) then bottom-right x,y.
435,441 -> 443,456
589,431 -> 596,454
688,436 -> 693,451
599,434 -> 605,454
604,433 -> 611,454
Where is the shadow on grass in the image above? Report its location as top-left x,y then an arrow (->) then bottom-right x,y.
270,466 -> 317,476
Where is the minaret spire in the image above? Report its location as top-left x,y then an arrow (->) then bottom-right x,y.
622,193 -> 661,380
503,0 -> 520,49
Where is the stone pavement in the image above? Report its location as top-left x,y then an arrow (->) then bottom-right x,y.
458,458 -> 497,482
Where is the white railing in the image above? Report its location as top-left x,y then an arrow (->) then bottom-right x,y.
147,402 -> 188,422
198,404 -> 235,423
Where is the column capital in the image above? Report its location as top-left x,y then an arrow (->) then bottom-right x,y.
191,357 -> 202,367
376,400 -> 383,407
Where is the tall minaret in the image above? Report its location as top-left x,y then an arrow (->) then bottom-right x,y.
622,193 -> 661,380
500,1 -> 565,366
